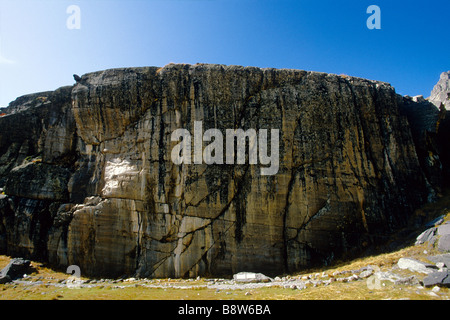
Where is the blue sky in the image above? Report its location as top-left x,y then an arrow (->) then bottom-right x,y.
0,0 -> 449,107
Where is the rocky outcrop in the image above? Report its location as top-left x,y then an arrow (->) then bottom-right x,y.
425,71 -> 450,184
430,71 -> 450,110
0,257 -> 34,283
0,64 -> 445,278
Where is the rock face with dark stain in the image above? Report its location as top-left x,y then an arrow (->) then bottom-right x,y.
0,64 -> 445,278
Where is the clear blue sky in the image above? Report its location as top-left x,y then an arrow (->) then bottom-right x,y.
0,0 -> 449,107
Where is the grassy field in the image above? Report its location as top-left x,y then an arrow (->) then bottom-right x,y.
0,245 -> 448,300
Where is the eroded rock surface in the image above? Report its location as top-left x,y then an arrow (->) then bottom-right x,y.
0,64 -> 446,278
430,71 -> 450,110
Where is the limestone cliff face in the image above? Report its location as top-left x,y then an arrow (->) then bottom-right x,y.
0,64 -> 442,278
398,95 -> 444,195
0,86 -> 76,261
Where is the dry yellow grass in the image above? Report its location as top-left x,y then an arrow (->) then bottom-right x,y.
0,254 -> 448,300
1,238 -> 448,301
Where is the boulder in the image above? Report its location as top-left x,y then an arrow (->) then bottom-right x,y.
438,235 -> 450,253
415,222 -> 450,252
373,270 -> 418,286
436,223 -> 450,252
0,258 -> 33,281
423,270 -> 450,288
397,257 -> 437,274
233,272 -> 272,283
427,254 -> 450,268
415,227 -> 437,245
437,223 -> 450,236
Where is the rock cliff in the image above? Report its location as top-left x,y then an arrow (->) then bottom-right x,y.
430,71 -> 450,110
428,71 -> 450,183
0,64 -> 446,278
